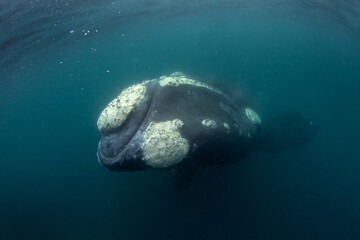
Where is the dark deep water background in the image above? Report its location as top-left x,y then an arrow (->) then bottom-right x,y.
1,0 -> 360,239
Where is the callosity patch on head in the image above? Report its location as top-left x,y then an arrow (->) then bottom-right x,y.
159,72 -> 223,95
97,81 -> 149,133
245,108 -> 262,125
142,119 -> 189,168
201,119 -> 217,128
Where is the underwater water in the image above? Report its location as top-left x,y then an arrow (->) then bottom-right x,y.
1,0 -> 360,239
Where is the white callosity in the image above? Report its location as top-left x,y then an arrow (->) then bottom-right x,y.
159,72 -> 223,95
223,123 -> 230,129
97,81 -> 149,133
201,119 -> 217,128
142,119 -> 189,168
245,108 -> 262,125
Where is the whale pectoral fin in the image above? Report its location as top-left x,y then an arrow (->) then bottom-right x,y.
258,111 -> 317,153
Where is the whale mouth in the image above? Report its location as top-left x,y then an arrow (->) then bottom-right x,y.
97,131 -> 149,171
96,81 -> 156,171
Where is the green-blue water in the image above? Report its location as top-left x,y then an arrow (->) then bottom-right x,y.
1,1 -> 360,239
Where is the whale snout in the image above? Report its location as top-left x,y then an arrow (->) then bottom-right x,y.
96,80 -> 155,171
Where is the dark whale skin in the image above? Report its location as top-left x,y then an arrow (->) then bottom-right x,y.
96,72 -> 316,171
97,72 -> 261,171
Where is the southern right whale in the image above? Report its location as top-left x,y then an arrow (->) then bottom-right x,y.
96,72 -> 316,187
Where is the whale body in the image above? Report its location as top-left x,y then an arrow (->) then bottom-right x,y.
96,72 -> 316,174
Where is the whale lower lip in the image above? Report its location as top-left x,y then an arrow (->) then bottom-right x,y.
97,132 -> 149,171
